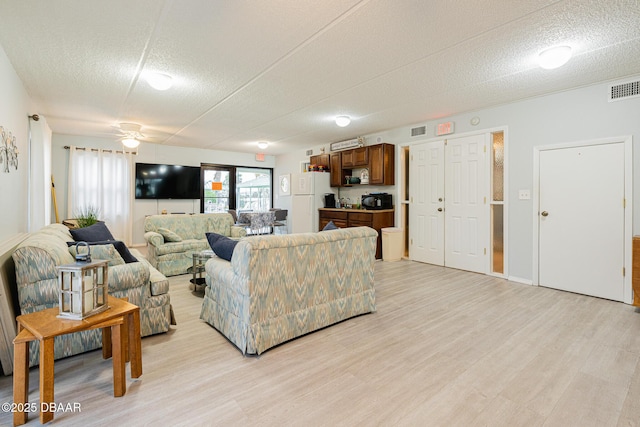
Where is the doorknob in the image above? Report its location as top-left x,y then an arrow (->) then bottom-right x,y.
541,211 -> 549,217
437,208 -> 443,212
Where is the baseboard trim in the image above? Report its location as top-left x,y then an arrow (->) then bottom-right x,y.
508,276 -> 534,286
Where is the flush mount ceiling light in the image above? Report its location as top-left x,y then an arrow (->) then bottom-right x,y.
335,115 -> 351,127
257,141 -> 269,150
538,46 -> 572,70
146,72 -> 173,90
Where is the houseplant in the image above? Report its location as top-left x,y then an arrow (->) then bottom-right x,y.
72,205 -> 100,228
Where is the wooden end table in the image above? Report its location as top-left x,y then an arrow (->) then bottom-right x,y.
12,296 -> 142,426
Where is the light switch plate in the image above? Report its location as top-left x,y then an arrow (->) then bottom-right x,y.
519,189 -> 531,200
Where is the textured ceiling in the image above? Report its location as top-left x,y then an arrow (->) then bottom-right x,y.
0,0 -> 639,155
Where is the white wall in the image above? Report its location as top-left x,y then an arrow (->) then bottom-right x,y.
51,134 -> 276,245
0,44 -> 36,242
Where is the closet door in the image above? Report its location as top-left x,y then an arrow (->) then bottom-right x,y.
409,141 -> 444,265
444,134 -> 488,274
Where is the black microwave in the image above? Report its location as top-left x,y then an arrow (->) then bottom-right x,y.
361,193 -> 392,210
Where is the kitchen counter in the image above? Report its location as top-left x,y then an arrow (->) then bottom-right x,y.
318,208 -> 395,259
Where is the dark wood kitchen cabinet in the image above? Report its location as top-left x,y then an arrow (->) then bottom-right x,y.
329,153 -> 343,187
341,147 -> 368,168
369,143 -> 394,185
320,143 -> 394,187
309,154 -> 330,170
318,208 -> 394,259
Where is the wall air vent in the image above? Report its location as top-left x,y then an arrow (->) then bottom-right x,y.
608,79 -> 640,102
305,149 -> 313,156
411,125 -> 426,137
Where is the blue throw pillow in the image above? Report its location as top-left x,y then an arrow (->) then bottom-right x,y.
212,239 -> 238,261
70,222 -> 115,242
206,232 -> 228,249
322,221 -> 338,231
67,240 -> 138,263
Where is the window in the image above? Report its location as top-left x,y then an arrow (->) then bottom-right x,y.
236,168 -> 272,212
202,167 -> 232,213
200,164 -> 272,213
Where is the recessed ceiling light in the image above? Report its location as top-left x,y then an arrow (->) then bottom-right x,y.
146,72 -> 173,90
257,141 -> 269,150
538,46 -> 572,70
335,115 -> 351,127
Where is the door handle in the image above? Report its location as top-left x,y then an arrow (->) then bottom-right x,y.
541,211 -> 549,217
437,208 -> 443,212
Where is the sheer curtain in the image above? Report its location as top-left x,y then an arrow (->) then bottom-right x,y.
67,146 -> 133,245
28,115 -> 52,231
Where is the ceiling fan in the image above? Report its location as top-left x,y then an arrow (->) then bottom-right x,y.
114,122 -> 145,148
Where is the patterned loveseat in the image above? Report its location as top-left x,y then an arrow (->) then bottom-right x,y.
12,223 -> 173,366
144,213 -> 247,276
200,226 -> 378,355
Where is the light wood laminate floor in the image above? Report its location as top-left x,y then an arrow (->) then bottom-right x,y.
1,260 -> 639,426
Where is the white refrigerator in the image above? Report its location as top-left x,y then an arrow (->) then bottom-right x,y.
291,172 -> 333,233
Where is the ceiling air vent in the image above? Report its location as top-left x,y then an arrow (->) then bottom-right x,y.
608,79 -> 640,102
411,125 -> 426,137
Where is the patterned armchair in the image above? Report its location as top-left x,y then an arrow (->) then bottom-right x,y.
144,213 -> 247,276
200,226 -> 378,355
12,223 -> 172,367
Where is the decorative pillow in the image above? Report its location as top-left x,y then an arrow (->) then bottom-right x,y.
205,232 -> 238,261
211,239 -> 239,262
70,222 -> 115,242
322,221 -> 338,231
68,243 -> 125,266
206,232 -> 228,249
157,227 -> 182,242
67,240 -> 138,263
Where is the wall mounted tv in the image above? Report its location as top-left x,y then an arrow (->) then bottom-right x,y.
135,163 -> 201,199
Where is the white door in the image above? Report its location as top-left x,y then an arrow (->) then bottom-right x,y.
409,141 -> 445,264
444,134 -> 488,273
538,142 -> 625,301
409,134 -> 488,274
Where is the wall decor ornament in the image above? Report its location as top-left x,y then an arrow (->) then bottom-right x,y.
0,126 -> 18,173
279,174 -> 291,196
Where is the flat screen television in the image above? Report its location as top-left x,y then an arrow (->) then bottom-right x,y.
135,163 -> 201,199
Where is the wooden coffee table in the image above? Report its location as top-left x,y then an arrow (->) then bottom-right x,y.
12,296 -> 142,425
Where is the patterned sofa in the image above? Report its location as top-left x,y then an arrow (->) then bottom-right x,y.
144,213 -> 247,276
12,223 -> 173,366
200,226 -> 378,355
